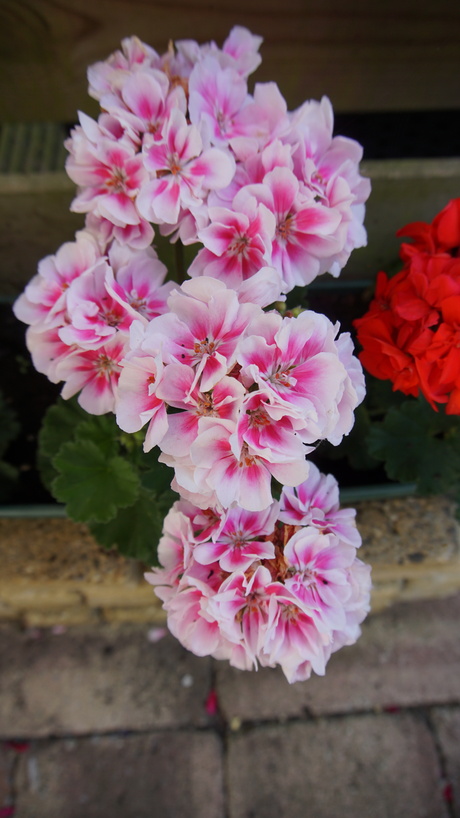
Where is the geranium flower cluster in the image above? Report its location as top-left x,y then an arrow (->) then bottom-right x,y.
354,199 -> 460,413
146,463 -> 371,683
66,26 -> 370,295
13,232 -> 173,414
115,275 -> 366,514
13,28 -> 372,682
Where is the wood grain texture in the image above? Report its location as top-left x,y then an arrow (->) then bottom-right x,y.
1,0 -> 459,122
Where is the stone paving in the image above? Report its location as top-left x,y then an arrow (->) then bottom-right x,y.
0,594 -> 459,817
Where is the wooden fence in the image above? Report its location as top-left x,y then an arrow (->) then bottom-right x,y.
1,0 -> 460,122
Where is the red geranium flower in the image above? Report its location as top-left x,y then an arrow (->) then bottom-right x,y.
354,198 -> 460,414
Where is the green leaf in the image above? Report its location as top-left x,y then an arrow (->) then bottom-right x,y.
38,397 -> 89,489
38,397 -> 88,458
51,439 -> 140,523
365,375 -> 407,415
368,398 -> 460,493
321,405 -> 380,471
139,453 -> 174,493
74,414 -> 119,458
89,487 -> 173,563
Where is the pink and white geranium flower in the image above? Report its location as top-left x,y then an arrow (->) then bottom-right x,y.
188,56 -> 255,147
188,197 -> 275,288
59,261 -> 132,349
138,108 -> 235,225
279,463 -> 362,548
193,503 -> 278,572
243,166 -> 343,291
15,27 -> 373,686
115,322 -> 168,451
56,331 -> 128,414
105,242 -> 173,323
13,231 -> 100,328
189,417 -> 308,512
100,69 -> 186,144
87,36 -> 161,101
238,309 -> 363,445
143,276 -> 261,392
156,362 -> 245,456
66,113 -> 147,227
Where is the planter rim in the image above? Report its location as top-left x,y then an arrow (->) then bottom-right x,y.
0,483 -> 418,518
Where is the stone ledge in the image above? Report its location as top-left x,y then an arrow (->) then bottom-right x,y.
0,495 -> 459,626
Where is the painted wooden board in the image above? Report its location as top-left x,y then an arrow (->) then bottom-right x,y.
1,157 -> 459,294
1,0 -> 460,122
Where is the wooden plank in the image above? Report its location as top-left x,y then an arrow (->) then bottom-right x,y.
349,158 -> 460,278
1,0 -> 460,122
1,158 -> 460,294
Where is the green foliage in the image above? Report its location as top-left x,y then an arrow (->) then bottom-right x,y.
320,404 -> 381,471
38,397 -> 177,562
368,396 -> 460,502
52,440 -> 140,522
89,487 -> 174,564
37,398 -> 88,490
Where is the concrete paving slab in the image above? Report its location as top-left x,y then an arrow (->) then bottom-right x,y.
216,593 -> 460,722
227,712 -> 448,818
0,625 -> 212,738
432,706 -> 460,817
15,731 -> 224,818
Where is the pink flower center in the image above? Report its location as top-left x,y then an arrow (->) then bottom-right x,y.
105,167 -> 128,193
228,530 -> 247,548
238,443 -> 256,469
269,367 -> 295,388
168,152 -> 182,175
128,291 -> 148,315
229,235 -> 250,258
196,392 -> 216,416
96,354 -> 117,375
276,214 -> 294,243
247,406 -> 271,428
101,309 -> 122,327
282,602 -> 302,622
194,337 -> 216,356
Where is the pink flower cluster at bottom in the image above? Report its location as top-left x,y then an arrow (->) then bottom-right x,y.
146,463 -> 371,683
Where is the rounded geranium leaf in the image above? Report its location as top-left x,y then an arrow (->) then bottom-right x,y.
52,439 -> 140,522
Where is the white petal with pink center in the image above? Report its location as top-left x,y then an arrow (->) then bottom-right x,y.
104,242 -> 173,324
279,463 -> 362,548
193,503 -> 278,572
143,276 -> 261,392
115,346 -> 168,451
59,262 -> 132,349
66,116 -> 147,226
57,332 -> 128,415
157,361 -> 245,455
25,325 -> 75,384
238,310 -> 354,444
188,199 -> 275,288
138,108 -> 235,225
13,231 -> 100,329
